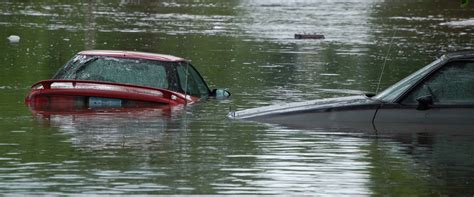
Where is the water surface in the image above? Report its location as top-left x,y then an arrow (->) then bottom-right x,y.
1,0 -> 474,195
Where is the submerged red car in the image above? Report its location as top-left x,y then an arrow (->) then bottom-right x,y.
25,50 -> 230,111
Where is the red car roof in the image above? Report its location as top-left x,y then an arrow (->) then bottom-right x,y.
78,50 -> 186,62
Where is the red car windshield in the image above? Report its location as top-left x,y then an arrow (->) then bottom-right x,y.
53,55 -> 210,98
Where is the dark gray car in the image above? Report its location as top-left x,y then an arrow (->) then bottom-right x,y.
229,50 -> 474,133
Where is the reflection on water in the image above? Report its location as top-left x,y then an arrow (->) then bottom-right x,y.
217,128 -> 372,195
35,107 -> 187,150
1,0 -> 474,195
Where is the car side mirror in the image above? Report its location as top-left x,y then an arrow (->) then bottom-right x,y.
365,93 -> 376,98
416,95 -> 433,110
211,89 -> 231,99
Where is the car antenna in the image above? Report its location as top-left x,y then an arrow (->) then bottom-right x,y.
184,61 -> 189,106
228,105 -> 235,118
375,30 -> 397,94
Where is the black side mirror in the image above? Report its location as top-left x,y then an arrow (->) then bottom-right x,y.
416,95 -> 433,110
211,89 -> 231,99
365,93 -> 376,98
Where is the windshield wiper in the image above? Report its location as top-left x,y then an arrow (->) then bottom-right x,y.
73,57 -> 99,79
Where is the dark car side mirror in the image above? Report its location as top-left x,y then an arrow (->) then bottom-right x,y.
416,95 -> 433,110
211,89 -> 231,99
365,93 -> 376,98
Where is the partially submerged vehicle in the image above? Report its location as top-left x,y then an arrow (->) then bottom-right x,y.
25,50 -> 230,112
230,50 -> 474,132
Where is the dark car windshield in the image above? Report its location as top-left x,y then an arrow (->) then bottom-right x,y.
53,55 -> 210,97
374,58 -> 443,102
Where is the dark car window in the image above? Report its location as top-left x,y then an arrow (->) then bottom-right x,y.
401,61 -> 474,105
176,63 -> 210,98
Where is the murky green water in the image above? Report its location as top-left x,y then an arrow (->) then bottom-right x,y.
1,0 -> 474,195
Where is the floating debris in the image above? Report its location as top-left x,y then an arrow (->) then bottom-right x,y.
294,33 -> 325,39
7,35 -> 20,43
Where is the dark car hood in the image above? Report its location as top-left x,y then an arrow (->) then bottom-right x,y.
229,95 -> 380,120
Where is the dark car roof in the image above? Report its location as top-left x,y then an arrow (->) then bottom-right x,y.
78,50 -> 186,62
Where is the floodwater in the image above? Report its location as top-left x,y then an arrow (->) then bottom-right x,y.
1,0 -> 474,195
